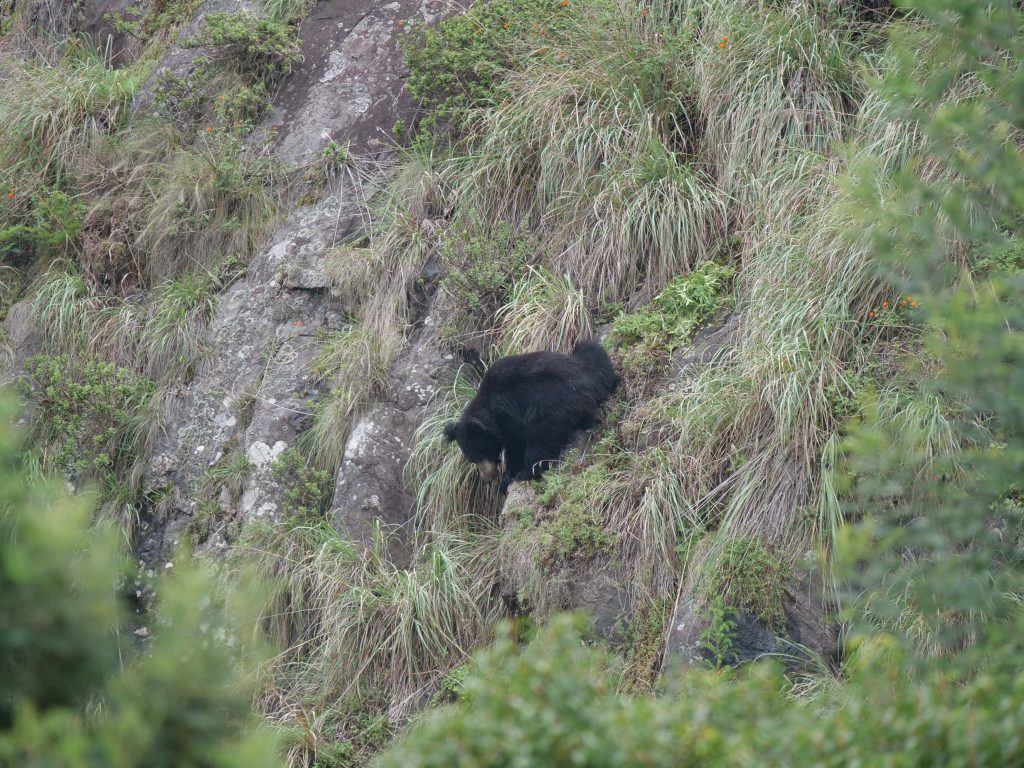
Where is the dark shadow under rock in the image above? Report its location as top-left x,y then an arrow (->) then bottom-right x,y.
667,568 -> 839,669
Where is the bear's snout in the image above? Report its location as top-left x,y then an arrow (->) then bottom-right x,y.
476,460 -> 500,483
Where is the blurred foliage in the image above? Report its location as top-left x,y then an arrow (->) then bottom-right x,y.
0,396 -> 279,766
377,1 -> 1024,764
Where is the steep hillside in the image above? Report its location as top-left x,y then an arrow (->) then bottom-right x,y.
1,0 -> 1019,764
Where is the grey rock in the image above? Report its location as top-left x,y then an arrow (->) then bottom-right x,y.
263,0 -> 456,163
139,186 -> 363,562
1,300 -> 41,386
329,313 -> 454,567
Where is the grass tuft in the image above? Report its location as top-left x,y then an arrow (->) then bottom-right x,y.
299,326 -> 397,474
496,267 -> 591,355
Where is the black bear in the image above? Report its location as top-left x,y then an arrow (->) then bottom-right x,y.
444,340 -> 618,492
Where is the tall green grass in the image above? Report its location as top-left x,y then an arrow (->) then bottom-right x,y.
408,367 -> 503,537
300,325 -> 397,474
0,47 -> 139,187
458,1 -> 727,302
139,271 -> 218,382
496,267 -> 591,355
237,520 -> 501,745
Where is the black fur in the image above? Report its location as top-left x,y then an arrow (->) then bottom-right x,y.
445,340 -> 618,492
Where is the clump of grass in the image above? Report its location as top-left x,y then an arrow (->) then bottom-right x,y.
457,3 -> 727,302
29,266 -> 108,354
495,266 -> 591,355
275,696 -> 393,768
139,271 -> 217,382
299,325 -> 397,474
408,367 -> 503,537
329,533 -> 502,717
260,0 -> 316,23
238,521 -> 501,724
0,46 -> 140,187
691,0 -> 862,225
204,447 -> 254,503
139,130 -> 285,280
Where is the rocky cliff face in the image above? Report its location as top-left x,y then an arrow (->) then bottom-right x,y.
2,0 -> 833,683
122,0 -> 458,566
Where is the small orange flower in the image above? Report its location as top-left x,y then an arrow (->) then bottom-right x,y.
396,18 -> 403,27
6,193 -> 12,200
641,7 -> 648,16
718,35 -> 729,48
560,0 -> 569,7
559,50 -> 567,57
882,301 -> 889,308
206,126 -> 213,133
911,300 -> 919,308
502,22 -> 509,29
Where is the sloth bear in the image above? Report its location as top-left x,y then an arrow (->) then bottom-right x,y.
444,341 -> 618,493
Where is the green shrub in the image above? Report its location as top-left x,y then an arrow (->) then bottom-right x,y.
271,447 -> 333,521
186,12 -> 302,80
699,536 -> 792,633
399,0 -> 556,136
612,262 -> 734,351
20,354 -> 155,488
438,217 -> 535,339
0,189 -> 84,263
105,0 -> 203,41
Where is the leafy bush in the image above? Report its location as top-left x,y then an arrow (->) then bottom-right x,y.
438,217 -> 535,340
271,447 -> 333,520
186,12 -> 303,80
612,262 -> 734,351
399,0 -> 557,136
0,189 -> 84,264
20,354 -> 155,487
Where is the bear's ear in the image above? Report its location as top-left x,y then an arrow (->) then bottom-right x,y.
443,422 -> 459,442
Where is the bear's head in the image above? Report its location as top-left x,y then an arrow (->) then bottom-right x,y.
443,416 -> 502,483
